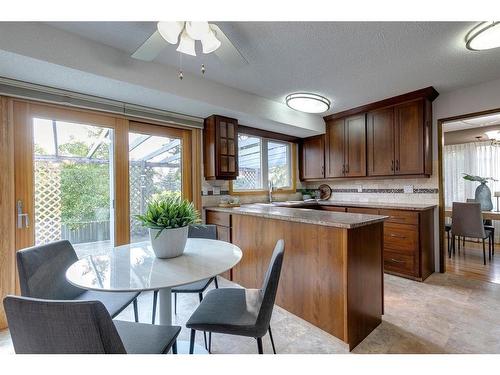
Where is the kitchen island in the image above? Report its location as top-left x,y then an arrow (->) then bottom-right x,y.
205,204 -> 388,350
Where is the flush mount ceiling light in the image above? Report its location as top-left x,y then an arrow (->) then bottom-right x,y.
465,21 -> 500,51
156,21 -> 221,56
285,93 -> 331,114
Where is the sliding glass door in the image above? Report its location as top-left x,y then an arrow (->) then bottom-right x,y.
13,101 -> 194,263
32,118 -> 115,256
128,122 -> 186,243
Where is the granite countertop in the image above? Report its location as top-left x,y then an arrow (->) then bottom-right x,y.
205,204 -> 388,229
270,200 -> 437,211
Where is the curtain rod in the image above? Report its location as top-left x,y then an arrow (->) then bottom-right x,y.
0,77 -> 204,129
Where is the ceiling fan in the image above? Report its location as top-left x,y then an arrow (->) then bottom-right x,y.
132,21 -> 248,67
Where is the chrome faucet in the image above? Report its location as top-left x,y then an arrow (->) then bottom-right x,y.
268,180 -> 274,203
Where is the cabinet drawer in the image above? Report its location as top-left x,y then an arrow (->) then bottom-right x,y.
206,211 -> 231,227
216,225 -> 231,242
384,251 -> 416,276
379,209 -> 418,225
346,207 -> 379,215
320,206 -> 346,212
384,223 -> 418,253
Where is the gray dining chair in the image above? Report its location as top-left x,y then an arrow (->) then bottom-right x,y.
451,202 -> 493,265
186,239 -> 285,354
3,296 -> 180,354
151,224 -> 219,350
16,240 -> 140,320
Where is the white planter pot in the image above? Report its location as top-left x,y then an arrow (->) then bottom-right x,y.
149,226 -> 188,259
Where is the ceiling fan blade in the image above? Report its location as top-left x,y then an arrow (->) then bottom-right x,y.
210,24 -> 248,67
131,31 -> 168,61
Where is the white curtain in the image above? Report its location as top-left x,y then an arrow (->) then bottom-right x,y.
444,141 -> 500,242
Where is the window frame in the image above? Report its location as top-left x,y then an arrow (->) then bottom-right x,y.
229,133 -> 297,195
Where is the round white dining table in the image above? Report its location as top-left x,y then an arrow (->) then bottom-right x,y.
66,239 -> 242,329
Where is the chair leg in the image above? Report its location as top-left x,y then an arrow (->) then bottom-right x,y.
268,326 -> 276,354
208,332 -> 212,353
492,230 -> 495,257
463,236 -> 465,247
214,276 -> 219,289
152,290 -> 158,324
489,236 -> 492,261
256,337 -> 263,354
197,292 -> 208,350
174,292 -> 177,315
189,329 -> 196,354
483,239 -> 486,265
133,298 -> 139,323
172,341 -> 177,354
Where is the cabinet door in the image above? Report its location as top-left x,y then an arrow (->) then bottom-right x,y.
344,114 -> 366,177
394,100 -> 424,175
299,135 -> 325,180
367,108 -> 395,176
325,119 -> 345,178
216,116 -> 238,178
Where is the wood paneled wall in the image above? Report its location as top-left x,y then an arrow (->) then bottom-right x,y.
0,97 -> 15,329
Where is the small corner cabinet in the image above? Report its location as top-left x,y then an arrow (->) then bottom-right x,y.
203,115 -> 239,180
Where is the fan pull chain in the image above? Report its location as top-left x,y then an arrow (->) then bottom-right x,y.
178,52 -> 183,80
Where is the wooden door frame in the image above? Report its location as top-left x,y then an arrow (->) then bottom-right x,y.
437,106 -> 500,273
12,100 -> 199,249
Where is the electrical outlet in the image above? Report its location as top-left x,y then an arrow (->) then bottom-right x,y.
404,185 -> 414,194
202,187 -> 209,196
357,186 -> 363,193
212,186 -> 221,195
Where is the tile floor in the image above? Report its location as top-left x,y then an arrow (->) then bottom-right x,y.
2,272 -> 500,354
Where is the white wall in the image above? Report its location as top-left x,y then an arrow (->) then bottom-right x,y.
430,77 -> 500,271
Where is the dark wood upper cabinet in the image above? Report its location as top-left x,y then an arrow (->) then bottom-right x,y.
344,114 -> 366,177
394,100 -> 424,175
299,87 -> 437,181
325,114 -> 366,178
367,99 -> 428,176
325,119 -> 344,178
299,135 -> 325,180
204,115 -> 239,180
367,107 -> 395,176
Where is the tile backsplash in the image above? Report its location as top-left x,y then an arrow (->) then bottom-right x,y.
305,170 -> 439,205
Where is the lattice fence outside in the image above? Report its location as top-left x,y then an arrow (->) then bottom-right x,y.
234,168 -> 262,190
33,159 -> 182,245
34,161 -> 62,245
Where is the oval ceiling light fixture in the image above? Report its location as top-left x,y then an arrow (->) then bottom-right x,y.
286,93 -> 331,114
465,21 -> 500,51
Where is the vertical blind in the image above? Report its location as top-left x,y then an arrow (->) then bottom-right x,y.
444,140 -> 500,242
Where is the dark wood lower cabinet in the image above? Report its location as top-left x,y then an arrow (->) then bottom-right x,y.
324,205 -> 434,281
205,211 -> 232,280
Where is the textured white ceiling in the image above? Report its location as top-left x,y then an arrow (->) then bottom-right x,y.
47,21 -> 500,115
444,112 -> 500,132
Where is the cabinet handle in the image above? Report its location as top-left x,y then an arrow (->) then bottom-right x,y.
389,233 -> 407,239
396,160 -> 400,171
391,160 -> 394,171
321,165 -> 324,176
342,164 -> 345,174
345,164 -> 349,174
388,258 -> 405,264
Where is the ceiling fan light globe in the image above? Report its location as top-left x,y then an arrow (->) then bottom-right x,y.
186,21 -> 210,40
176,29 -> 197,56
157,21 -> 184,44
201,30 -> 221,54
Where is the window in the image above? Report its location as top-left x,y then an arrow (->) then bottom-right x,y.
232,133 -> 294,192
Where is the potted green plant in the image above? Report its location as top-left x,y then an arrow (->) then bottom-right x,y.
135,193 -> 200,258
